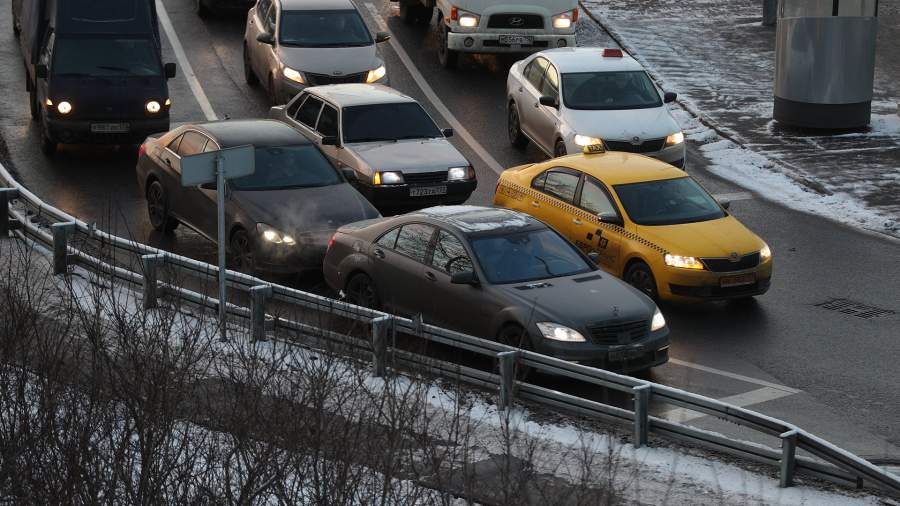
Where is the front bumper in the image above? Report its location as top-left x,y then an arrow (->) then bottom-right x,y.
534,328 -> 670,373
358,180 -> 477,212
447,32 -> 575,54
659,261 -> 773,301
45,116 -> 170,145
253,233 -> 331,274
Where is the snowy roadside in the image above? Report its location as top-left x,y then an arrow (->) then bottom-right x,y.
1,236 -> 892,505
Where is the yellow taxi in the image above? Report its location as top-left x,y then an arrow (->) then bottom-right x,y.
493,146 -> 772,302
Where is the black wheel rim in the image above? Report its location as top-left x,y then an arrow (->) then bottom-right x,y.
629,268 -> 655,298
231,234 -> 254,271
347,276 -> 377,308
508,108 -> 519,144
147,184 -> 166,227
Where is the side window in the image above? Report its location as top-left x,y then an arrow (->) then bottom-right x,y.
394,224 -> 435,263
167,133 -> 185,153
531,171 -> 547,191
431,231 -> 473,275
176,132 -> 208,157
257,0 -> 270,17
203,140 -> 220,153
317,105 -> 339,138
540,64 -> 559,98
296,96 -> 324,128
376,227 -> 400,249
265,2 -> 277,32
579,178 -> 618,218
286,94 -> 306,118
524,57 -> 548,89
543,170 -> 579,203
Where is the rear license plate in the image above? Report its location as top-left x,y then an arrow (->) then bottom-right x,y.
91,123 -> 130,133
410,185 -> 447,197
499,34 -> 533,46
720,273 -> 755,288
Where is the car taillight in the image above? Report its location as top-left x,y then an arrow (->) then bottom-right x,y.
138,143 -> 146,159
495,180 -> 500,193
327,234 -> 336,251
573,8 -> 579,22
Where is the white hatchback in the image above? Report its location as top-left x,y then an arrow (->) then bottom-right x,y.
507,47 -> 686,167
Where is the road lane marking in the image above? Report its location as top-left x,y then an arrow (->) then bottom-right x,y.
156,0 -> 219,121
668,358 -> 801,394
712,191 -> 754,202
659,386 -> 799,423
363,2 -> 506,175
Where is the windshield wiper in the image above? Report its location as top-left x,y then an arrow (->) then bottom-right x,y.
534,256 -> 553,276
348,137 -> 391,143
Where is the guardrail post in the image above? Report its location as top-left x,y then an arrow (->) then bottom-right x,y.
141,254 -> 165,310
250,285 -> 273,342
762,0 -> 777,26
0,188 -> 20,238
633,384 -> 651,448
51,222 -> 75,275
780,430 -> 799,487
498,351 -> 520,411
371,316 -> 393,378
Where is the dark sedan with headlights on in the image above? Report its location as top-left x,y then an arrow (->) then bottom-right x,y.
136,119 -> 380,275
324,206 -> 670,373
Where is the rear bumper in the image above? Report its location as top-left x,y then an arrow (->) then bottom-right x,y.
45,117 -> 170,145
358,180 -> 477,212
447,32 -> 575,54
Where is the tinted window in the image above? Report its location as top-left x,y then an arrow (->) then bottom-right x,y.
257,0 -> 271,18
264,3 -> 276,31
342,103 -> 442,143
614,177 -> 726,226
431,231 -> 473,275
177,132 -> 208,157
394,224 -> 435,263
279,10 -> 372,47
53,38 -> 162,77
317,105 -> 339,137
296,97 -> 323,128
562,71 -> 662,110
167,134 -> 184,153
580,179 -> 618,218
524,58 -> 548,89
531,172 -> 547,191
540,65 -> 559,98
376,227 -> 400,249
543,171 -> 579,203
229,145 -> 342,191
471,229 -> 592,284
203,140 -> 219,153
286,94 -> 305,118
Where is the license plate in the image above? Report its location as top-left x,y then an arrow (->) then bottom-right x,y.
720,273 -> 755,288
609,347 -> 644,362
410,185 -> 447,197
499,34 -> 533,46
91,123 -> 130,133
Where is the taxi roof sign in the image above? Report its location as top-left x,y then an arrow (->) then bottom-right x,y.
583,143 -> 606,155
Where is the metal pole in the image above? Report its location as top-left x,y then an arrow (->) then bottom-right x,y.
141,253 -> 165,310
250,285 -> 273,342
633,384 -> 651,448
780,430 -> 799,487
371,315 -> 393,377
498,351 -> 520,411
216,155 -> 227,341
51,222 -> 75,275
0,188 -> 20,238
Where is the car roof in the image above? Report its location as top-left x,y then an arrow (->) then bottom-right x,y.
555,151 -> 687,186
307,84 -> 416,107
538,47 -> 646,74
195,120 -> 310,148
279,0 -> 357,11
408,206 -> 543,235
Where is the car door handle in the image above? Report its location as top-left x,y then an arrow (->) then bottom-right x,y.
374,249 -> 385,259
531,201 -> 540,208
573,218 -> 583,225
425,271 -> 436,282
533,102 -> 540,108
518,86 -> 523,93
164,158 -> 172,167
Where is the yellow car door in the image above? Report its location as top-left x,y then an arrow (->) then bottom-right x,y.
528,167 -> 582,231
572,175 -> 624,274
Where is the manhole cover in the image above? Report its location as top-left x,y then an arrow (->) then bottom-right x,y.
815,298 -> 896,319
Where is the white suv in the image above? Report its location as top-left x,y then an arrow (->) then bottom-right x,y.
507,47 -> 686,167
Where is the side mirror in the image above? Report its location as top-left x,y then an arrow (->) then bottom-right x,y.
341,168 -> 358,182
164,62 -> 177,79
663,91 -> 677,103
199,182 -> 216,191
451,270 -> 479,286
268,105 -> 285,119
588,252 -> 600,264
539,95 -> 559,108
375,31 -> 391,43
321,136 -> 340,147
256,32 -> 275,45
599,214 -> 623,227
718,198 -> 731,210
36,64 -> 48,79
441,128 -> 454,138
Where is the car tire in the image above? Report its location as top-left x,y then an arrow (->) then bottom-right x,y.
624,261 -> 659,301
39,127 -> 56,156
29,89 -> 39,121
243,45 -> 259,86
507,103 -> 529,149
554,139 -> 567,158
146,180 -> 179,233
437,23 -> 458,69
345,273 -> 381,310
195,0 -> 211,18
230,229 -> 256,274
496,324 -> 534,380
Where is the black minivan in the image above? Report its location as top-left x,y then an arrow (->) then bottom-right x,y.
16,0 -> 177,154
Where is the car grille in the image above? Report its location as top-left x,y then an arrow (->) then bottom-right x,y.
701,252 -> 761,272
403,171 -> 448,185
305,71 -> 368,86
487,14 -> 544,29
604,138 -> 667,154
586,320 -> 650,345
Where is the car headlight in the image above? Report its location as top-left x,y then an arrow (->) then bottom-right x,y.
146,100 -> 161,114
374,171 -> 404,185
651,308 -> 666,332
366,65 -> 387,83
664,254 -> 705,270
57,101 -> 73,115
552,9 -> 578,30
448,166 -> 473,181
257,224 -> 296,246
666,131 -> 685,146
536,322 -> 586,343
574,134 -> 604,147
283,66 -> 306,84
760,244 -> 772,262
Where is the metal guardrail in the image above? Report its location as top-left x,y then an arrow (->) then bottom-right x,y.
0,162 -> 897,497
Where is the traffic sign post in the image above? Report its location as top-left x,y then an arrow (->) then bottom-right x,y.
181,145 -> 255,340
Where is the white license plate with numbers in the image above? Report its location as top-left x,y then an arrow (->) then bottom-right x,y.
499,34 -> 533,46
410,186 -> 447,197
91,123 -> 130,133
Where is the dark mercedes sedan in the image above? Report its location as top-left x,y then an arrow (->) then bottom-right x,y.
136,120 -> 380,275
324,206 -> 670,372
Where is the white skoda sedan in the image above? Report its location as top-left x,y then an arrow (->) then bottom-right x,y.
506,47 -> 686,167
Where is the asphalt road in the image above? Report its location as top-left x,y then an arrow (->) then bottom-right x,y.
1,0 -> 898,461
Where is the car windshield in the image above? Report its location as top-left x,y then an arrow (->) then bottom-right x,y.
562,71 -> 662,110
342,103 -> 443,143
52,38 -> 161,77
614,177 -> 726,226
470,229 -> 592,285
279,10 -> 372,47
230,145 -> 343,191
